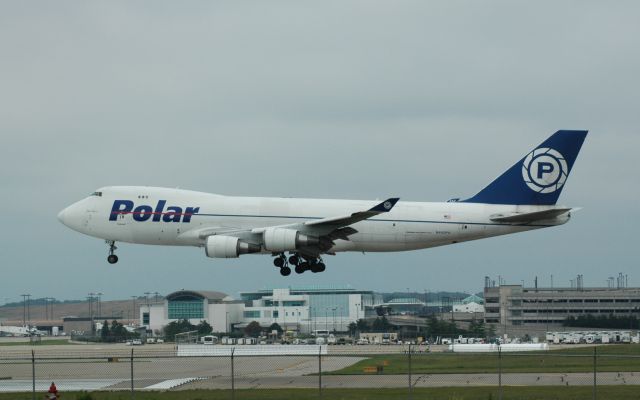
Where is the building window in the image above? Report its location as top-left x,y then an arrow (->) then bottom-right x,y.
143,312 -> 150,325
485,298 -> 499,304
283,301 -> 305,307
273,311 -> 279,318
168,298 -> 204,319
243,311 -> 260,318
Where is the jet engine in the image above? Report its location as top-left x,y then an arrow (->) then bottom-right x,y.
205,235 -> 261,258
263,228 -> 319,252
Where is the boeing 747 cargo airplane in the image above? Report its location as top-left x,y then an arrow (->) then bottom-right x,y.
58,130 -> 587,276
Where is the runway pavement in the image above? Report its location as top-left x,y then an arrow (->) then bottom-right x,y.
1,342 -> 639,392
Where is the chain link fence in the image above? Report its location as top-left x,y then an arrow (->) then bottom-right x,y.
1,345 -> 639,399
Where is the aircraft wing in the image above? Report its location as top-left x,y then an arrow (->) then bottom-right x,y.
305,197 -> 400,228
247,197 -> 400,257
489,208 -> 572,223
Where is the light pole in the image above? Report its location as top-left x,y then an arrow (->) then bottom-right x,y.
131,296 -> 137,324
332,308 -> 337,333
97,292 -> 103,318
354,303 -> 360,338
21,294 -> 30,327
88,293 -> 96,335
51,298 -> 55,321
324,308 -> 328,331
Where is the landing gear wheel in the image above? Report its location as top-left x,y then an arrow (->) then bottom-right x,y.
288,255 -> 299,265
299,262 -> 309,271
311,262 -> 325,273
273,257 -> 285,268
106,240 -> 118,264
280,266 -> 291,276
295,264 -> 306,274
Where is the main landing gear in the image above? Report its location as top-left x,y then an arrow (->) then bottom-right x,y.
106,240 -> 119,264
273,253 -> 326,276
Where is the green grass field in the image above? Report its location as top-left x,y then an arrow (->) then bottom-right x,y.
1,387 -> 639,400
328,345 -> 640,375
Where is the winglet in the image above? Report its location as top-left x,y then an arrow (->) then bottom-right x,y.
369,198 -> 400,212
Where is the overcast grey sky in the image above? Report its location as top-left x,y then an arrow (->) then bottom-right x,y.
1,1 -> 639,303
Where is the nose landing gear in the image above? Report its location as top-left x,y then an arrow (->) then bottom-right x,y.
106,241 -> 118,264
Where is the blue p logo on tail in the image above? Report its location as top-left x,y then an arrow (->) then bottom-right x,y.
464,130 -> 587,205
522,148 -> 568,194
537,162 -> 555,179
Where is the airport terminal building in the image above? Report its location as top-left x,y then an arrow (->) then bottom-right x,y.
140,290 -> 244,335
239,285 -> 382,333
140,285 -> 382,335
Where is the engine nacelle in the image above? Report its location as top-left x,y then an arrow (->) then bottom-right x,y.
263,228 -> 319,252
205,235 -> 261,258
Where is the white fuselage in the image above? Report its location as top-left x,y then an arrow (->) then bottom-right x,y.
58,186 -> 569,253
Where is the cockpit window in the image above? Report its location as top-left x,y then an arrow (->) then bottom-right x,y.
91,191 -> 103,197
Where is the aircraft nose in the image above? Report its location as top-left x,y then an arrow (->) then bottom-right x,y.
57,208 -> 67,225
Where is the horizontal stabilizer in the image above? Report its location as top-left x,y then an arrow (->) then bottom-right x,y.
490,208 -> 571,223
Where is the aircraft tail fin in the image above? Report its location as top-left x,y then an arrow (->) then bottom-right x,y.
463,130 -> 587,205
